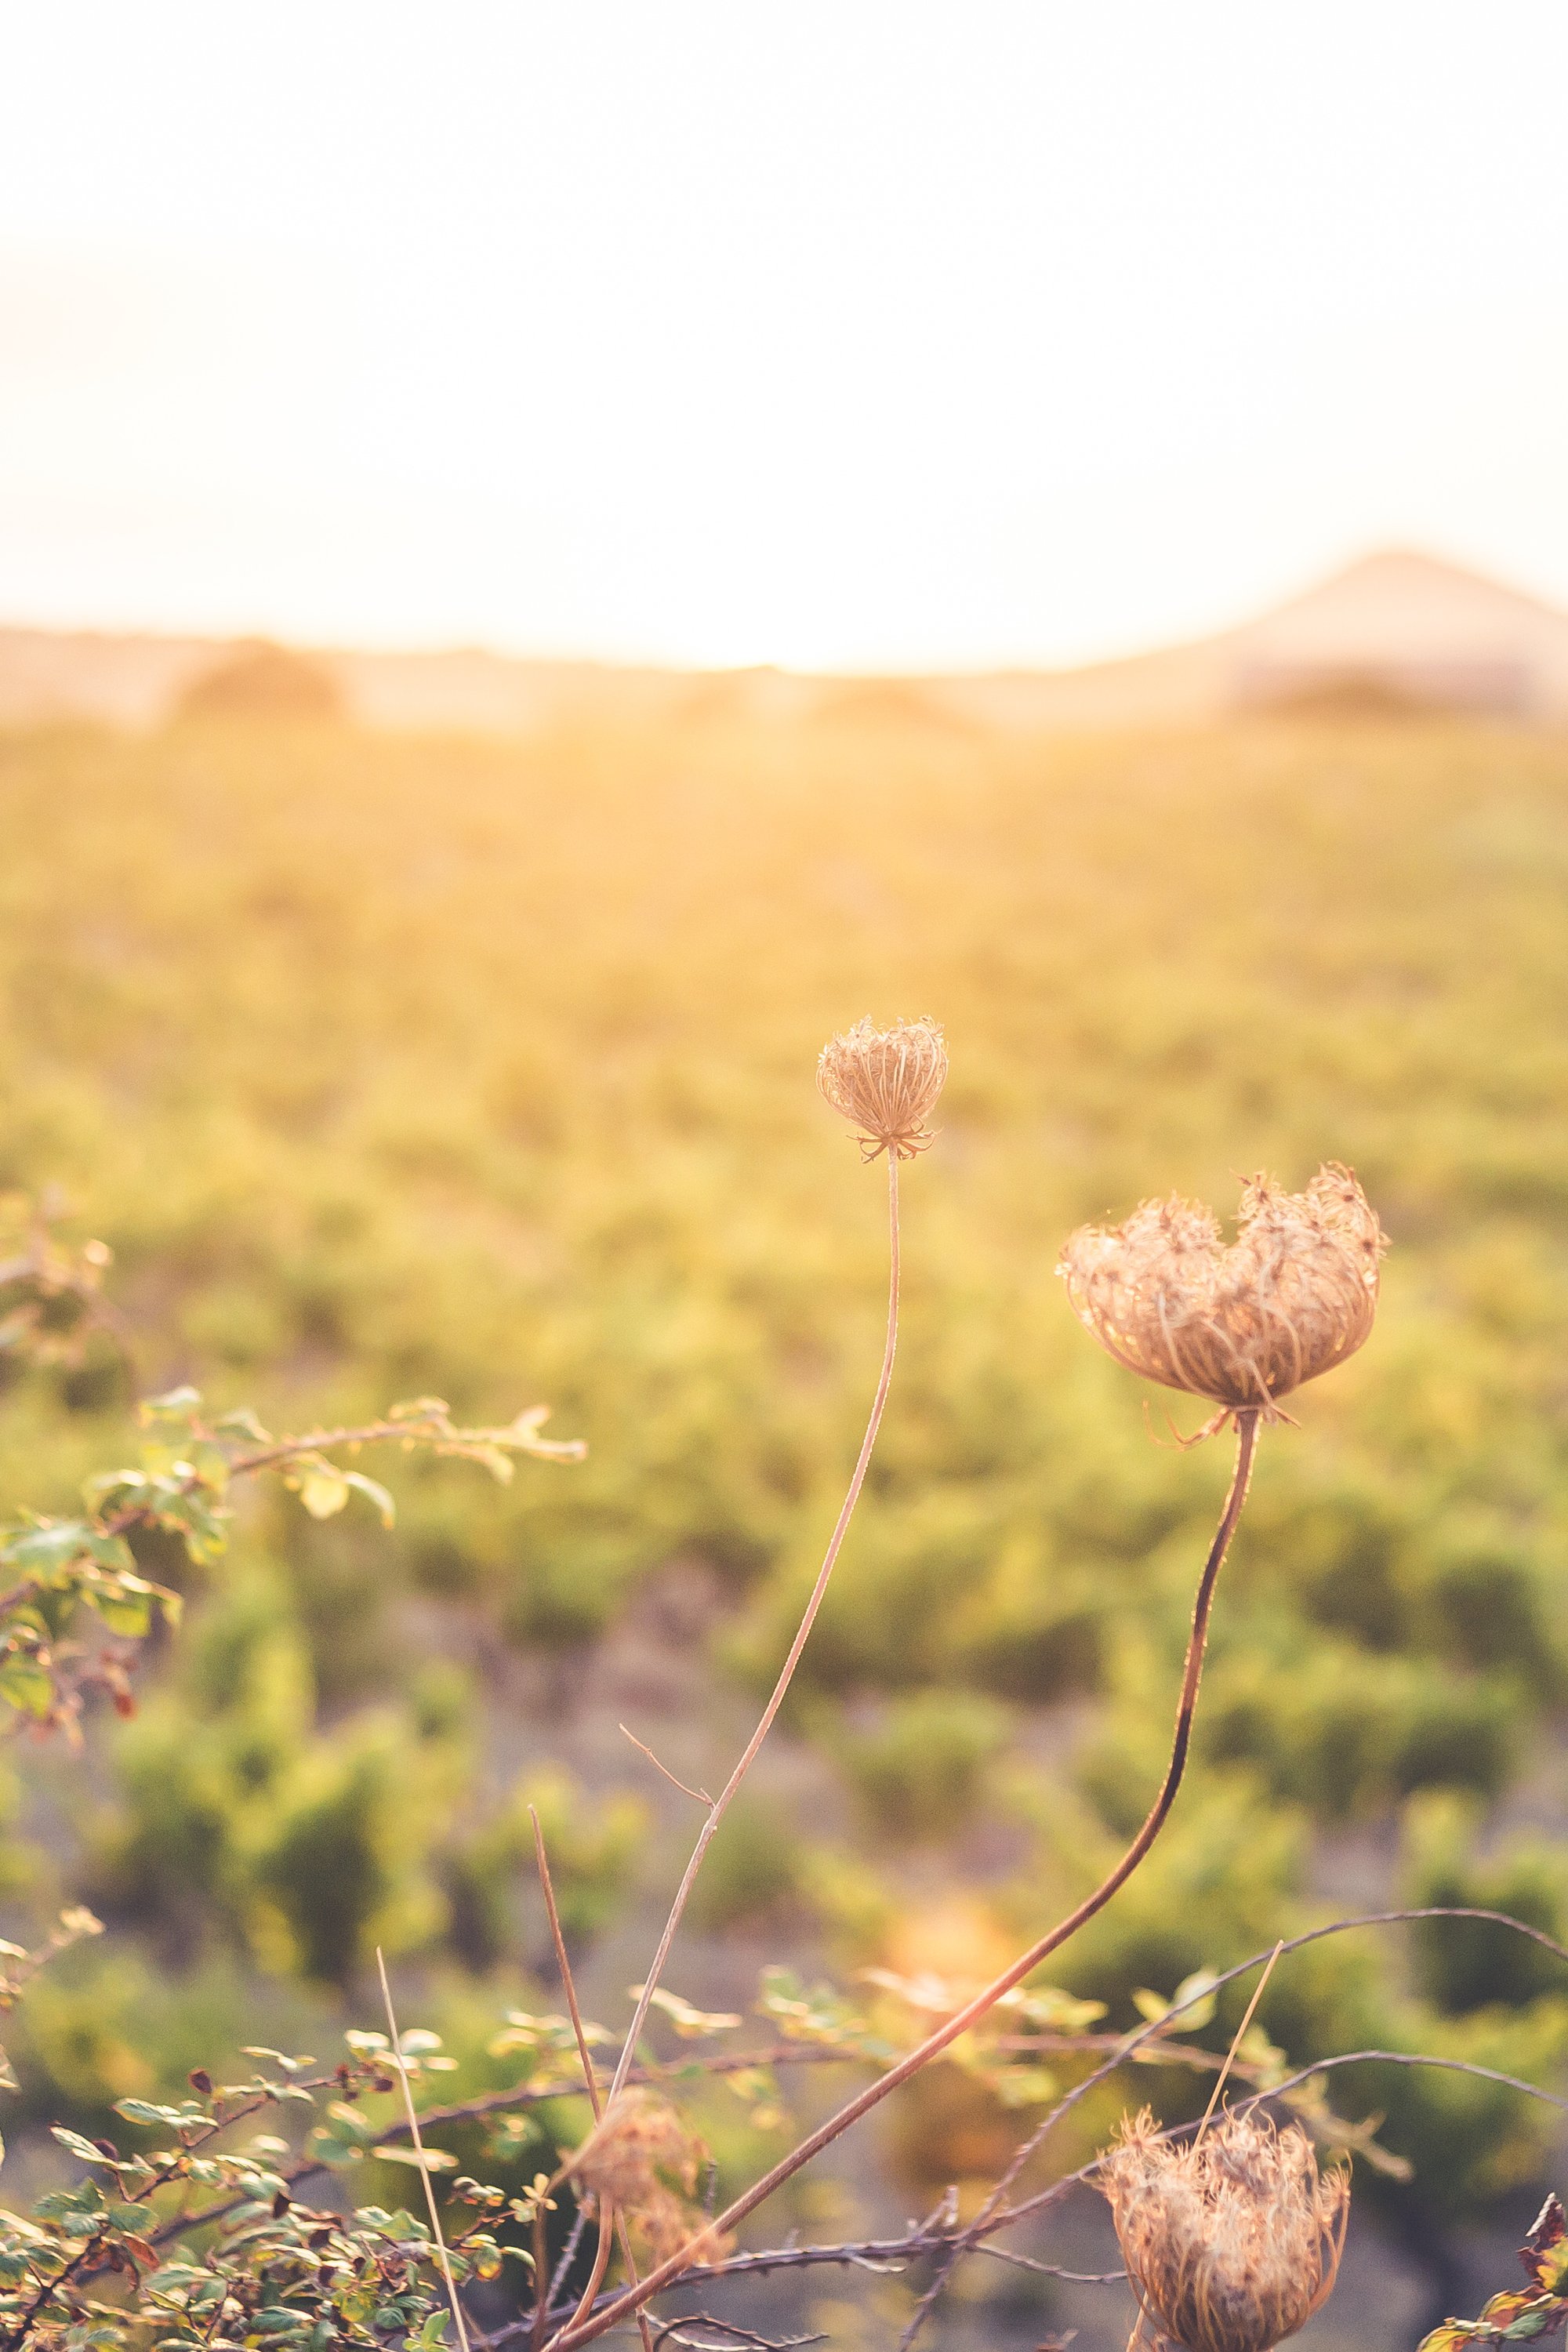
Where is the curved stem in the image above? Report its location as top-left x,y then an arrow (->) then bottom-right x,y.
551,1406 -> 1260,2351
603,1156 -> 902,2111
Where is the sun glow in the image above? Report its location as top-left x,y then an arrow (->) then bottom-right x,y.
3,2 -> 1566,669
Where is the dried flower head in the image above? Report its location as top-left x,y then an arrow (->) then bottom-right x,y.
1101,2108 -> 1348,2352
1058,1164 -> 1385,1435
817,1016 -> 948,1160
569,2089 -> 731,2265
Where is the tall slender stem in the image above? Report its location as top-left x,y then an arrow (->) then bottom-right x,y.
528,1809 -> 655,2352
603,1155 -> 902,2111
550,1407 -> 1260,2351
376,1949 -> 472,2352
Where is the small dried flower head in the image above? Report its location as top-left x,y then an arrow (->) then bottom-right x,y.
1101,2107 -> 1348,2352
817,1016 -> 948,1160
1058,1164 -> 1386,1434
569,2089 -> 731,2265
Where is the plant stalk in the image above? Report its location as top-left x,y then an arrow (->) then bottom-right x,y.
550,1405 -> 1260,2351
601,1153 -> 902,2111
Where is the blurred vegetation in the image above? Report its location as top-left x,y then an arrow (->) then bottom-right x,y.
2,706 -> 1568,2252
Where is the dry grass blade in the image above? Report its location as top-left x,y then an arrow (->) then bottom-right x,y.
1197,1940 -> 1283,2140
618,1725 -> 711,1805
375,1947 -> 472,2352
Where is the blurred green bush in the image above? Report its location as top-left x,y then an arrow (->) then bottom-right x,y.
5,710 -> 1568,2220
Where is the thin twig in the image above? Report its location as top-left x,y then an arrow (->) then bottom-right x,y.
227,1416 -> 583,1480
971,2245 -> 1125,2285
975,1900 -> 1568,2228
892,2191 -> 959,2352
466,1996 -> 1568,2351
530,1809 -> 609,2118
603,1154 -> 903,2115
143,1909 -> 1568,2274
1235,2049 -> 1568,2118
530,1808 -> 656,2352
545,2209 -> 593,2318
550,1407 -> 1260,2350
619,1726 -> 711,1806
376,1947 -> 472,2352
649,2321 -> 825,2352
996,2042 -> 1568,2241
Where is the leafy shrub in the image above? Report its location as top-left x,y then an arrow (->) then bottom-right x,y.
1406,1797 -> 1568,2015
837,1690 -> 1008,1842
684,1792 -> 808,1932
1200,1642 -> 1516,1817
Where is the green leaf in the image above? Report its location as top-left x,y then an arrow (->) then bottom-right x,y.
212,1406 -> 271,1443
324,2102 -> 373,2140
308,2100 -> 375,2166
140,1387 -> 201,1424
299,1472 -> 349,1520
1132,1969 -> 1219,2032
100,2203 -> 155,2234
372,2145 -> 457,2171
85,1580 -> 152,1638
0,1653 -> 54,1718
52,2128 -> 111,2166
641,1988 -> 741,2039
342,1472 -> 396,1529
85,1569 -> 180,1636
2,1519 -> 95,1584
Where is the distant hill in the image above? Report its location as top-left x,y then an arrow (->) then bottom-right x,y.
3,550 -> 1566,733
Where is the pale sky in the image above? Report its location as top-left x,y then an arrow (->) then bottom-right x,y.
2,2 -> 1566,672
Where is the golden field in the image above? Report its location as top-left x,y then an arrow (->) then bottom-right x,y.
4,706 -> 1568,2253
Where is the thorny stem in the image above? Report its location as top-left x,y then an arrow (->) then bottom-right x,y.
510,2043 -> 1568,2352
603,1154 -> 902,2112
68,1915 -> 1557,2352
549,1406 -> 1261,2351
140,1902 -> 1568,2271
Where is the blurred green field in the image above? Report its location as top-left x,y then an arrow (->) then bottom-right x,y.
4,708 -> 1568,2256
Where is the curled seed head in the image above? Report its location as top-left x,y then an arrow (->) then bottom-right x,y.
1057,1164 -> 1386,1434
817,1017 -> 948,1161
568,2089 -> 731,2265
1101,2108 -> 1349,2352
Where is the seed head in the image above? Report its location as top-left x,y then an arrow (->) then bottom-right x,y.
817,1016 -> 948,1161
1101,2108 -> 1348,2352
1057,1164 -> 1385,1435
569,2089 -> 731,2265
